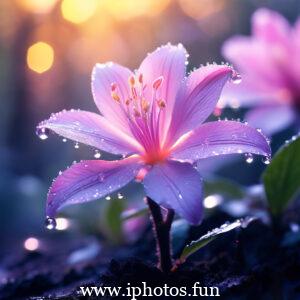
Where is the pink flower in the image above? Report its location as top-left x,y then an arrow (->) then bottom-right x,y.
222,8 -> 300,135
37,44 -> 270,225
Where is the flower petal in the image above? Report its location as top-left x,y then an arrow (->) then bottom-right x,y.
252,8 -> 290,44
38,110 -> 143,155
222,36 -> 287,91
246,104 -> 295,135
138,44 -> 187,137
46,156 -> 141,217
166,65 -> 233,144
171,121 -> 271,161
92,62 -> 133,133
143,160 -> 203,225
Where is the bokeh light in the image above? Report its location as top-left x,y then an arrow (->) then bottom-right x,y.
24,237 -> 39,251
61,0 -> 98,24
26,42 -> 54,74
16,0 -> 58,14
178,0 -> 226,20
55,218 -> 70,231
100,0 -> 171,20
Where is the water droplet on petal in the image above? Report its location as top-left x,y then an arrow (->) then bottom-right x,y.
105,195 -> 111,201
36,127 -> 49,140
231,72 -> 242,84
62,138 -> 67,143
245,153 -> 254,164
74,142 -> 79,149
117,192 -> 124,199
45,217 -> 56,230
262,156 -> 271,165
94,150 -> 101,159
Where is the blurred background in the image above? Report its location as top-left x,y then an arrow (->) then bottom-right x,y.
0,0 -> 299,258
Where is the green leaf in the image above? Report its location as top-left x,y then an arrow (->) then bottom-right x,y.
263,136 -> 300,216
178,217 -> 255,264
101,198 -> 125,243
204,178 -> 244,199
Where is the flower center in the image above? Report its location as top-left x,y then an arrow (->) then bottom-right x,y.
110,73 -> 168,160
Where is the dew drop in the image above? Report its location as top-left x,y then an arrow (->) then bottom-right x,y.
36,127 -> 49,140
62,138 -> 67,143
231,72 -> 242,84
245,153 -> 254,164
74,142 -> 79,149
45,217 -> 56,230
262,156 -> 271,165
94,150 -> 101,159
105,195 -> 111,201
117,192 -> 124,199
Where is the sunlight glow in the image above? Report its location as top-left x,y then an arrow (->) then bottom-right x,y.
17,0 -> 58,14
101,0 -> 170,20
178,0 -> 226,20
61,0 -> 98,24
27,42 -> 54,74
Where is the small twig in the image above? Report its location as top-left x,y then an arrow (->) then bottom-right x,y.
145,197 -> 174,273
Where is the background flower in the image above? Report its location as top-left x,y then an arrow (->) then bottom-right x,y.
222,8 -> 300,135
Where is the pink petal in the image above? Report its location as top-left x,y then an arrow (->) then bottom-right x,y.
143,160 -> 203,225
246,104 -> 295,135
47,156 -> 141,217
138,44 -> 187,137
38,110 -> 143,155
252,8 -> 290,44
222,37 -> 287,91
171,121 -> 271,161
220,74 -> 282,107
92,62 -> 133,134
166,65 -> 233,144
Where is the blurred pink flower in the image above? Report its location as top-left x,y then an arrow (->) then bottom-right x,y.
37,44 -> 270,225
222,8 -> 300,135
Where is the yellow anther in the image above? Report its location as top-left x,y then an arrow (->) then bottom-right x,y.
157,99 -> 166,108
133,108 -> 141,117
111,82 -> 117,92
138,73 -> 143,84
153,76 -> 163,90
111,91 -> 120,102
129,75 -> 135,86
141,99 -> 150,113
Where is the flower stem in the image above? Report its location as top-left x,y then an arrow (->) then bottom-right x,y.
145,197 -> 174,273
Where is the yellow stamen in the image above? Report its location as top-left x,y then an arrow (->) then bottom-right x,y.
111,91 -> 120,102
141,99 -> 150,113
157,99 -> 166,108
129,75 -> 135,86
133,108 -> 141,117
138,73 -> 143,84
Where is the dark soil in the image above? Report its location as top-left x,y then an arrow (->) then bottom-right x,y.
1,210 -> 300,300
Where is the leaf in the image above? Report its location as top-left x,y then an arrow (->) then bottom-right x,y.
204,178 -> 245,199
263,136 -> 300,216
121,207 -> 148,221
178,217 -> 255,264
101,198 -> 125,243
